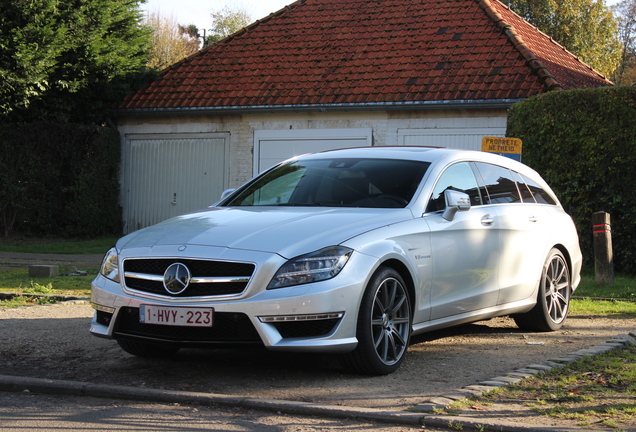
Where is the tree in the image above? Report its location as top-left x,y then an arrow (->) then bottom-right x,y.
612,0 -> 636,84
0,0 -> 153,124
502,0 -> 621,78
204,5 -> 253,47
145,11 -> 201,71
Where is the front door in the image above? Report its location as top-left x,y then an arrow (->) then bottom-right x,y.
425,162 -> 500,320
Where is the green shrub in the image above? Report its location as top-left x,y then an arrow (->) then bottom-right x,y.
0,123 -> 121,237
507,86 -> 636,274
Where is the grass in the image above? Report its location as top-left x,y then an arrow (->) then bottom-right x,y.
571,271 -> 636,317
0,236 -> 110,307
575,272 -> 636,301
0,266 -> 95,309
475,344 -> 636,429
0,236 -> 117,255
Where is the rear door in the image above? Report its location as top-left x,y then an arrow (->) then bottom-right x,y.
473,163 -> 548,305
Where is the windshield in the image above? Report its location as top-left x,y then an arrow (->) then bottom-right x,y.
224,158 -> 430,208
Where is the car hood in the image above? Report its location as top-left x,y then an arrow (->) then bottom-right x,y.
117,206 -> 413,259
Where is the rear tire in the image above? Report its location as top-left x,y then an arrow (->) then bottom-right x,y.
342,267 -> 411,375
117,339 -> 180,358
513,248 -> 571,332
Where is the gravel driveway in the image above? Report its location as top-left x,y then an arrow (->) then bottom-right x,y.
2,301 -> 634,412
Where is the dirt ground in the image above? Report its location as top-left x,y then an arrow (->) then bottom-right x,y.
1,302 -> 634,420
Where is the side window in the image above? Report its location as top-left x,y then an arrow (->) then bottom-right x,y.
511,171 -> 536,203
426,162 -> 483,212
520,174 -> 557,205
473,163 -> 521,204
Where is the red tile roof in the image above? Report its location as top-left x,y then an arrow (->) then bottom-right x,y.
119,0 -> 612,111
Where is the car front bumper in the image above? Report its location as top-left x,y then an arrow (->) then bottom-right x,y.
89,246 -> 377,354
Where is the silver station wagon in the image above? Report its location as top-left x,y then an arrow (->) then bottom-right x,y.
91,146 -> 582,375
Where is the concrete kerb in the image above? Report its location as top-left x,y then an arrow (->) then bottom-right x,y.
412,333 -> 635,410
0,374 -> 593,432
0,332 -> 634,432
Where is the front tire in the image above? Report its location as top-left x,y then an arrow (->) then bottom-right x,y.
513,248 -> 571,332
342,267 -> 412,375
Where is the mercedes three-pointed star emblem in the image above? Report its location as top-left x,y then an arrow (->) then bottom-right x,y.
163,262 -> 191,295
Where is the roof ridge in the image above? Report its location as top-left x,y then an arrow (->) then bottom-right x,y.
477,0 -> 562,92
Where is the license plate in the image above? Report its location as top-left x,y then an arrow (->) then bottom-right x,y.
140,305 -> 214,327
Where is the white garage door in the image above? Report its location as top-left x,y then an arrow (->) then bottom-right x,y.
122,133 -> 229,233
254,128 -> 372,174
398,128 -> 506,150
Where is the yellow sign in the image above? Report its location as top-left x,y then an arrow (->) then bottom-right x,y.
481,137 -> 522,161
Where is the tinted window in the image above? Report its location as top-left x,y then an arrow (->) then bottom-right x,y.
226,158 -> 430,208
473,163 -> 521,204
511,171 -> 536,203
427,162 -> 483,212
521,174 -> 557,205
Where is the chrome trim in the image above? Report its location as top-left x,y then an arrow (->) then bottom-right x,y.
125,272 -> 250,284
91,302 -> 115,314
258,312 -> 344,323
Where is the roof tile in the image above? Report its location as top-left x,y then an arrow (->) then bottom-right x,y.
120,0 -> 612,110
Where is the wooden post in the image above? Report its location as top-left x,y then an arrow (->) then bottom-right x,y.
592,211 -> 614,285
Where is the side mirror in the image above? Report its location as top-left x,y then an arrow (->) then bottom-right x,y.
220,188 -> 235,200
442,190 -> 471,221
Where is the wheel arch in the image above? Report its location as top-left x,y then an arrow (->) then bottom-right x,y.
376,258 -> 416,316
552,243 -> 573,279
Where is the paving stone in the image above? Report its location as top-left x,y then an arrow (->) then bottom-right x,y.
514,368 -> 543,375
489,376 -> 523,384
542,360 -> 567,368
505,371 -> 536,378
477,380 -> 509,387
427,396 -> 455,406
454,387 -> 485,396
548,356 -> 578,364
410,403 -> 444,413
462,385 -> 498,395
525,364 -> 553,371
440,392 -> 474,401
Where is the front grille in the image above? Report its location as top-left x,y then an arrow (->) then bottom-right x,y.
113,307 -> 262,344
123,258 -> 255,297
273,318 -> 341,339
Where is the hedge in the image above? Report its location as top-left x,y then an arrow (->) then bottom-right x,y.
507,86 -> 636,274
0,123 -> 122,237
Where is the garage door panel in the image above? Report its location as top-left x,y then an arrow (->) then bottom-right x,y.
257,138 -> 368,173
254,128 -> 373,174
398,128 -> 506,150
123,134 -> 228,233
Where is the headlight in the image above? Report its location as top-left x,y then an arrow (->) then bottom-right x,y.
267,246 -> 353,289
99,247 -> 120,283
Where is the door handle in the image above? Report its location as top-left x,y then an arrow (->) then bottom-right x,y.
481,214 -> 494,226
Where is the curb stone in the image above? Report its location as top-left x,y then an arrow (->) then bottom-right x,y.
0,374 -> 602,432
410,331 -> 636,418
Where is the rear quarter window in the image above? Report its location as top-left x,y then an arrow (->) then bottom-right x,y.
473,162 -> 521,204
520,174 -> 557,205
